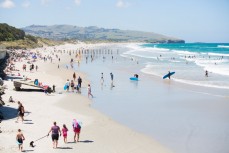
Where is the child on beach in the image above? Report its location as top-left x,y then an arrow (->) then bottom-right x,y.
62,124 -> 68,143
8,96 -> 14,102
87,84 -> 93,98
16,129 -> 25,152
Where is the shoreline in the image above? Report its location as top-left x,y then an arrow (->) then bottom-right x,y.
0,43 -> 173,153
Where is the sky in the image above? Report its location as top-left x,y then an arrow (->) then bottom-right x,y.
0,0 -> 229,42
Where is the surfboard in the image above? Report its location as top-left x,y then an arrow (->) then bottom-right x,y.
163,72 -> 175,79
130,77 -> 139,81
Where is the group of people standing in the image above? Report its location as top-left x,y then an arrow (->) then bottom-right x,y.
65,72 -> 82,93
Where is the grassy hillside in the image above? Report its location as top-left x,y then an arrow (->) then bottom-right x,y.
0,37 -> 60,49
0,23 -> 25,41
22,25 -> 185,43
0,23 -> 61,49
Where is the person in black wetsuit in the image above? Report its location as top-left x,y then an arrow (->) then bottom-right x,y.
134,74 -> 139,78
168,71 -> 171,79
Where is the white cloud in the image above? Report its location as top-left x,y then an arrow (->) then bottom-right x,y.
0,0 -> 15,9
41,0 -> 51,5
116,0 -> 129,8
22,0 -> 30,8
74,0 -> 81,6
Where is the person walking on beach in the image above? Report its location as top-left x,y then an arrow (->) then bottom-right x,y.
72,119 -> 81,142
78,76 -> 82,88
101,73 -> 104,85
205,70 -> 208,77
110,72 -> 115,87
168,71 -> 171,79
70,80 -> 75,92
16,101 -> 25,123
73,72 -> 76,81
47,122 -> 61,149
87,84 -> 93,98
16,129 -> 25,152
35,65 -> 38,71
110,72 -> 114,82
62,124 -> 68,143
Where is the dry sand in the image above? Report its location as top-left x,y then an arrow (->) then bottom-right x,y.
0,43 -> 173,153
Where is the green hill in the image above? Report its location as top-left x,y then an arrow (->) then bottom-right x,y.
22,25 -> 185,43
0,23 -> 25,41
0,23 -> 60,49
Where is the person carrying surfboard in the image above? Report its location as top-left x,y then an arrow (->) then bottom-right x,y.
168,71 -> 171,79
163,71 -> 175,79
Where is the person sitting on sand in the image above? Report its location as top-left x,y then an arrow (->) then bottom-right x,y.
9,96 -> 15,103
16,129 -> 25,152
47,122 -> 61,149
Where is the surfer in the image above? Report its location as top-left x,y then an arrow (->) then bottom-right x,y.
168,71 -> 171,79
134,74 -> 139,78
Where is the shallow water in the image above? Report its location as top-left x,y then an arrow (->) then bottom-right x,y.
124,43 -> 229,89
71,44 -> 229,153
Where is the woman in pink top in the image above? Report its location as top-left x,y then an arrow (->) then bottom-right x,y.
62,124 -> 68,143
72,119 -> 81,142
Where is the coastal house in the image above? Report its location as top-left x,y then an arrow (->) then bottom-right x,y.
0,46 -> 7,60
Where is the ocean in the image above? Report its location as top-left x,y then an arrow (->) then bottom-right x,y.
70,43 -> 229,153
123,43 -> 229,89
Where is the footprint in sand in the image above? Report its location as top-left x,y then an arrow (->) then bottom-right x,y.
10,145 -> 19,152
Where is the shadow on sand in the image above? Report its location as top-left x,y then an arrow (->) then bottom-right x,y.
79,140 -> 94,143
6,76 -> 23,80
22,149 -> 34,152
57,147 -> 73,149
0,106 -> 18,120
17,88 -> 44,92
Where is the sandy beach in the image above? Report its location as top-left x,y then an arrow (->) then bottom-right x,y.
0,43 -> 173,153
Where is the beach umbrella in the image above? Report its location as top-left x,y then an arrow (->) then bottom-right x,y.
32,55 -> 37,59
